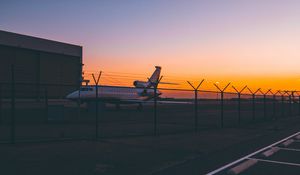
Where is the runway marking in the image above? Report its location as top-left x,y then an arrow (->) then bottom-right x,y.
281,139 -> 294,147
227,159 -> 258,175
278,147 -> 300,152
261,147 -> 280,157
248,158 -> 300,167
206,131 -> 300,175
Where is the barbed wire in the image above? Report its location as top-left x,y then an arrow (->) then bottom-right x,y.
81,69 -> 299,93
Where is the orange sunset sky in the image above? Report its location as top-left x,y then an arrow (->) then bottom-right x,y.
1,0 -> 300,92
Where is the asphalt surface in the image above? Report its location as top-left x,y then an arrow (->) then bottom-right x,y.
213,133 -> 300,175
1,102 -> 300,175
0,117 -> 300,175
150,118 -> 300,175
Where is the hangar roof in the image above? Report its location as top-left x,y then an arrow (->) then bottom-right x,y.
0,30 -> 82,57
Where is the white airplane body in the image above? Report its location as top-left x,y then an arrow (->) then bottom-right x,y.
66,66 -> 162,105
68,86 -> 158,103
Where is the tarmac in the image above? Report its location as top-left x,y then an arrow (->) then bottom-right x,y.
1,115 -> 300,175
209,132 -> 300,175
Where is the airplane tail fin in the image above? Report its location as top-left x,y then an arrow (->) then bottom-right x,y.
148,66 -> 161,85
133,66 -> 161,88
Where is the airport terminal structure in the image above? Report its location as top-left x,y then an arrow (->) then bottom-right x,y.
0,30 -> 82,98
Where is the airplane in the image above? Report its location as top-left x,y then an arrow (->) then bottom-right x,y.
66,66 -> 163,109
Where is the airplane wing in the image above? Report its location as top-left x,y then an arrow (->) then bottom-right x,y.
142,100 -> 192,104
159,82 -> 180,85
108,99 -> 192,105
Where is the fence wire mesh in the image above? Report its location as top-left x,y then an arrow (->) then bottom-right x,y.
0,81 -> 300,143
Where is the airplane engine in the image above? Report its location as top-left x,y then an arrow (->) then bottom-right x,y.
133,81 -> 149,88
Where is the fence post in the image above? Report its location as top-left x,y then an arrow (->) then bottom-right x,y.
0,83 -> 2,125
77,86 -> 81,120
252,93 -> 255,121
214,82 -> 231,128
238,93 -> 241,123
11,64 -> 15,144
221,91 -> 224,127
287,91 -> 292,117
291,91 -> 296,117
44,87 -> 48,123
279,91 -> 284,117
299,95 -> 300,117
154,86 -> 157,135
232,85 -> 247,125
260,89 -> 271,121
273,94 -> 276,119
92,71 -> 102,140
263,94 -> 266,119
151,76 -> 163,136
270,90 -> 278,120
247,88 -> 261,122
187,79 -> 204,132
95,84 -> 98,139
296,92 -> 300,117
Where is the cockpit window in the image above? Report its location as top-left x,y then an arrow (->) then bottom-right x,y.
80,87 -> 93,91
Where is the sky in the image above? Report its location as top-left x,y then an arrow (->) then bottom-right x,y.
1,0 -> 300,92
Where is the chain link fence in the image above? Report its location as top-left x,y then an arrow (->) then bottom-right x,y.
1,72 -> 300,143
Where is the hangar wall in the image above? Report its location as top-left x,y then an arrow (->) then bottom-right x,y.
0,30 -> 82,98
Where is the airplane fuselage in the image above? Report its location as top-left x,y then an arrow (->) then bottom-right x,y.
66,85 -> 160,104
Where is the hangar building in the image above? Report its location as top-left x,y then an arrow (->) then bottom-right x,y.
0,30 -> 82,98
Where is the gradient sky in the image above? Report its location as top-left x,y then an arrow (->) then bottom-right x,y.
1,0 -> 300,91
